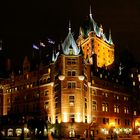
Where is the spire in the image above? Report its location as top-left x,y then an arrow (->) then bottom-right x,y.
69,20 -> 71,33
89,5 -> 92,18
108,29 -> 113,45
99,24 -> 103,37
52,48 -> 55,62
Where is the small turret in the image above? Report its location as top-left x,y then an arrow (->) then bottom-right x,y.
108,29 -> 114,45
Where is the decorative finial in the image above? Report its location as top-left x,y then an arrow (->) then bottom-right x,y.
90,5 -> 92,17
69,20 -> 71,33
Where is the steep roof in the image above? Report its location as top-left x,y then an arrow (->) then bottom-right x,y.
80,7 -> 114,46
62,22 -> 80,55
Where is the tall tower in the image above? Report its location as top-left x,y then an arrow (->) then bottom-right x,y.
58,22 -> 89,137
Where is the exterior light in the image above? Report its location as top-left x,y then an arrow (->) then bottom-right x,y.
50,82 -> 54,87
16,128 -> 22,136
135,121 -> 140,127
63,112 -> 68,122
24,127 -> 29,133
78,76 -> 84,81
59,75 -> 65,81
48,68 -> 51,74
76,112 -> 81,122
109,122 -> 115,127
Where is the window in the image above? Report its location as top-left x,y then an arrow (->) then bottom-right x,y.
92,100 -> 97,111
100,74 -> 102,78
44,90 -> 49,96
114,95 -> 119,100
55,116 -> 58,123
131,73 -> 133,78
85,115 -> 87,123
114,105 -> 120,113
133,81 -> 135,86
67,70 -> 76,76
69,96 -> 75,106
69,128 -> 75,137
102,92 -> 108,98
70,114 -> 75,122
55,97 -> 58,108
125,119 -> 130,126
102,103 -> 109,112
68,82 -> 76,88
115,119 -> 120,125
124,96 -> 128,101
134,111 -> 137,116
44,101 -> 49,109
103,118 -> 109,124
85,98 -> 87,109
124,107 -> 129,114
67,58 -> 76,65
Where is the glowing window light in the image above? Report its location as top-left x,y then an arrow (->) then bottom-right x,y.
131,73 -> 133,78
138,74 -> 140,82
133,81 -> 135,86
16,128 -> 22,136
24,127 -> 29,133
101,128 -> 108,135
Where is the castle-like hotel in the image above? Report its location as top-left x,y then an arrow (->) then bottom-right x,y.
0,8 -> 140,139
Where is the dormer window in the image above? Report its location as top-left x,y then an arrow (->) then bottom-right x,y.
69,45 -> 73,55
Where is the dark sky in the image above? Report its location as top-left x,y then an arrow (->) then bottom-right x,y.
1,0 -> 140,63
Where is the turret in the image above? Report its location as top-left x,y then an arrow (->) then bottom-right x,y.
62,21 -> 80,55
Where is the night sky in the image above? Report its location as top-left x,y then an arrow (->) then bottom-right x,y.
1,0 -> 140,63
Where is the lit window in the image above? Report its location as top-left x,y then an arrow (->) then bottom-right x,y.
138,74 -> 140,82
100,74 -> 102,78
114,105 -> 120,113
134,111 -> 137,116
102,92 -> 108,97
131,73 -> 133,78
116,96 -> 119,100
102,103 -> 109,112
114,95 -> 119,100
124,96 -> 128,101
69,128 -> 75,137
133,81 -> 135,86
124,107 -> 129,114
69,96 -> 75,106
30,84 -> 33,88
14,87 -> 17,91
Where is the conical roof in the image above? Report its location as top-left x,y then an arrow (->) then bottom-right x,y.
62,22 -> 80,55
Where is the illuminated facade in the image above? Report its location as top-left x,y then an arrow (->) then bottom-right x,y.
77,9 -> 114,68
0,9 -> 139,139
